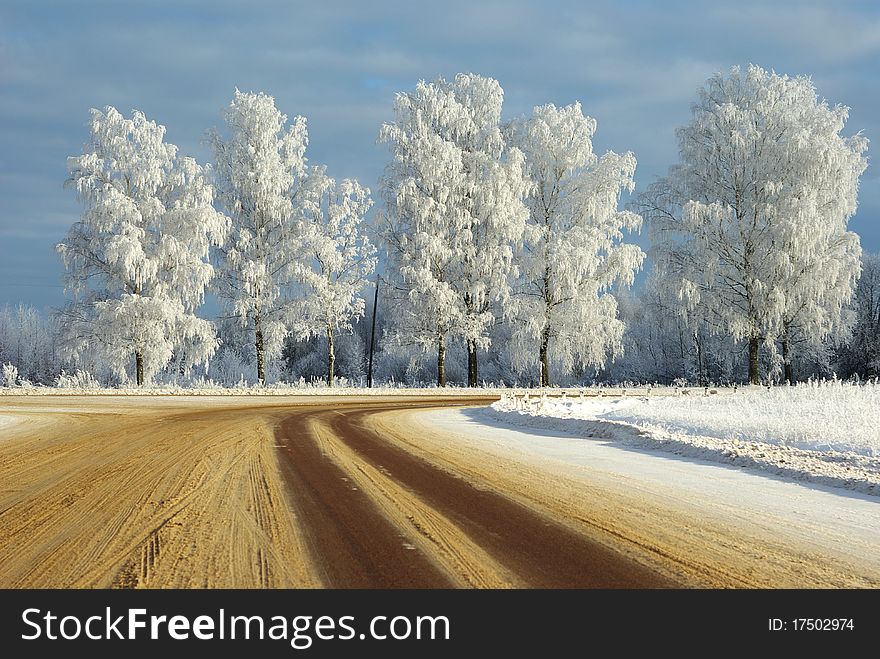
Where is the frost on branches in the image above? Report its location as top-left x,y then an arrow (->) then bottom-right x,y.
837,253 -> 880,379
58,107 -> 228,386
379,73 -> 529,386
507,102 -> 643,386
209,90 -> 314,385
645,65 -> 867,383
291,173 -> 376,386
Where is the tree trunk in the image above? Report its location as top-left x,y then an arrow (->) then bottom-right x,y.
135,351 -> 144,387
539,323 -> 550,387
694,330 -> 705,387
679,326 -> 687,381
467,338 -> 478,388
782,324 -> 793,384
437,332 -> 446,387
254,313 -> 266,386
540,266 -> 552,388
327,324 -> 335,387
748,336 -> 760,385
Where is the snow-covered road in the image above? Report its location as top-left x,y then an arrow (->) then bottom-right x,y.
417,405 -> 880,583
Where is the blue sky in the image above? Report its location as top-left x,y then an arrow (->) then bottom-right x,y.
2,0 -> 879,311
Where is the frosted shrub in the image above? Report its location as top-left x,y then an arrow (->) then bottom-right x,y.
2,363 -> 19,387
55,369 -> 101,389
187,377 -> 221,390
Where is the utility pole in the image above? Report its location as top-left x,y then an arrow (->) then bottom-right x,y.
367,277 -> 380,388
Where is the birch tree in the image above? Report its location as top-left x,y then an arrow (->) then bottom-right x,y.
645,65 -> 867,383
292,172 -> 376,386
209,90 -> 314,385
379,73 -> 528,386
836,253 -> 880,379
0,305 -> 63,385
58,107 -> 227,385
507,102 -> 643,386
773,145 -> 864,382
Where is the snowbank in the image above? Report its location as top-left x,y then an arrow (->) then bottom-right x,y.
489,382 -> 880,496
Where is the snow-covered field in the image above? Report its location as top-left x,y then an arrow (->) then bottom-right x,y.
489,382 -> 880,495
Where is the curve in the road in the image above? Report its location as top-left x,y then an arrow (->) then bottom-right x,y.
274,401 -> 676,589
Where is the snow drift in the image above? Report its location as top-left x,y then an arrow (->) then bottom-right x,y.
489,381 -> 880,495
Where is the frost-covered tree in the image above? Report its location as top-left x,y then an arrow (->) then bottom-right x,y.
379,73 -> 528,386
0,305 -> 64,385
58,107 -> 228,385
507,102 -> 643,386
292,173 -> 376,386
282,331 -> 367,385
837,253 -> 880,379
209,90 -> 314,385
775,233 -> 861,384
773,166 -> 864,383
610,279 -> 749,385
645,65 -> 867,383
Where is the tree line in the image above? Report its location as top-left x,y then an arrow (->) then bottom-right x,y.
15,64 -> 872,387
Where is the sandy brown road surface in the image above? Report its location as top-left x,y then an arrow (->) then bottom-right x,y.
369,408 -> 880,588
0,394 -> 872,588
0,397 -> 320,588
